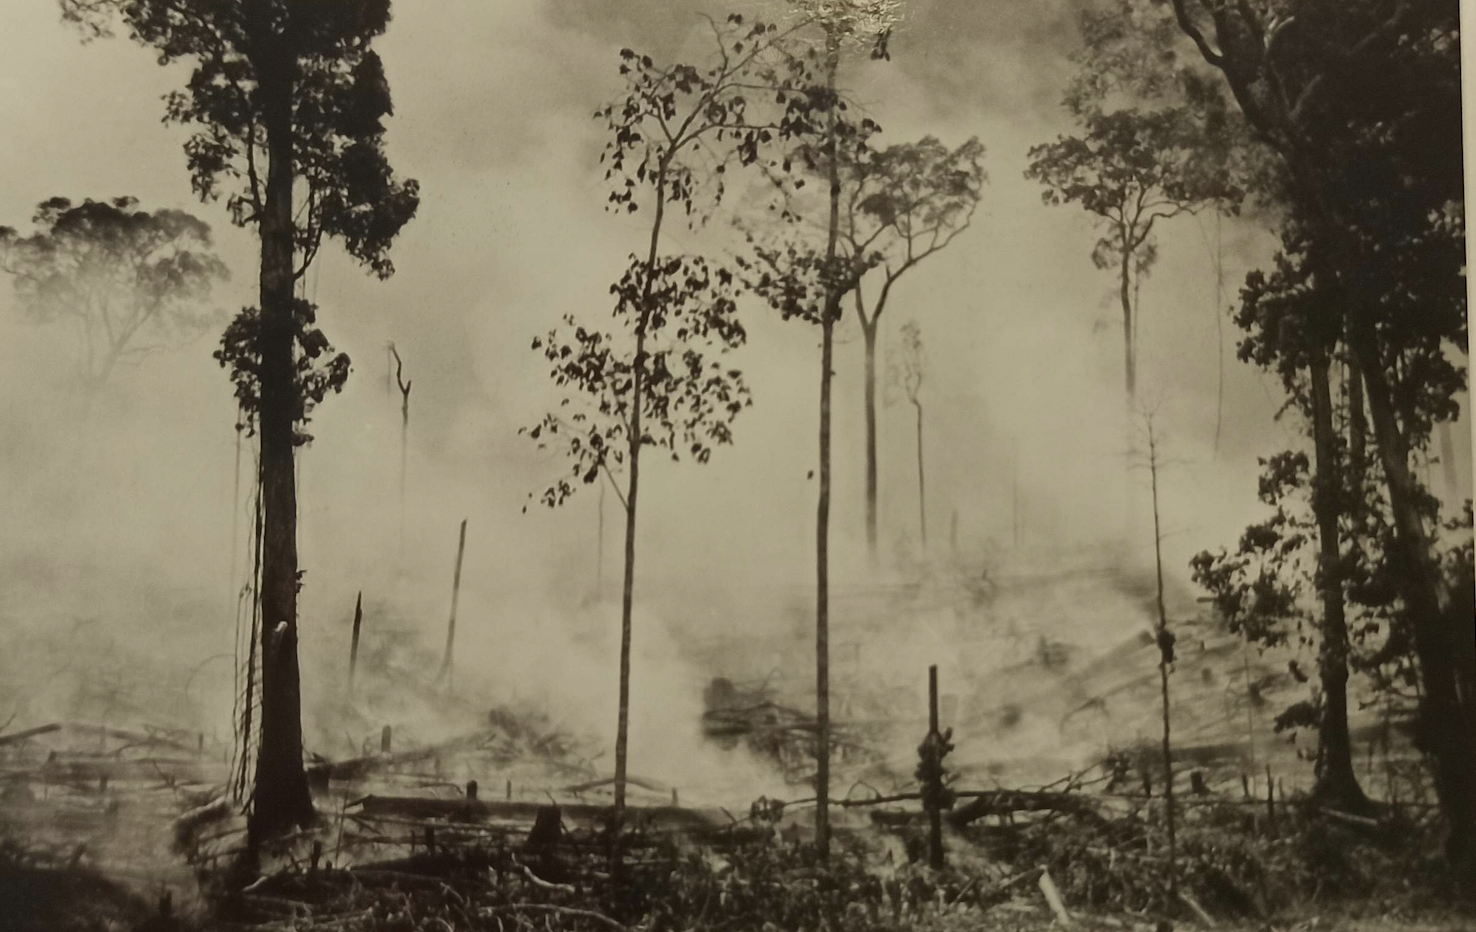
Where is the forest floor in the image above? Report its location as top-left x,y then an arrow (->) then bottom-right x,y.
2,562 -> 1468,930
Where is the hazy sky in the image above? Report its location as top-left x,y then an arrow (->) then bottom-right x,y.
0,0 -> 1467,667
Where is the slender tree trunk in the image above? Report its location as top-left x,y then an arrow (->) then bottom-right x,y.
248,36 -> 314,843
1212,212 -> 1225,455
1120,243 -> 1138,543
614,163 -> 669,817
862,317 -> 879,564
1308,351 -> 1369,811
1350,319 -> 1475,872
1119,243 -> 1136,411
1147,424 -> 1175,896
437,519 -> 468,687
813,36 -> 841,862
231,425 -> 242,602
1347,348 -> 1367,495
597,478 -> 605,598
914,399 -> 926,553
348,591 -> 362,696
399,395 -> 408,556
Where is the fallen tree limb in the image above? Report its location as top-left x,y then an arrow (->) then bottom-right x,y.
350,795 -> 729,831
0,724 -> 62,746
1317,807 -> 1383,829
559,774 -> 671,795
521,863 -> 575,893
481,904 -> 625,932
309,733 -> 490,782
949,790 -> 1102,827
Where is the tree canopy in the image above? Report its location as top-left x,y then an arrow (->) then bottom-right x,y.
0,196 -> 229,388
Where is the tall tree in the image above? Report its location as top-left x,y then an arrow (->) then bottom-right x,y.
1189,225 -> 1374,811
1165,0 -> 1473,873
0,196 -> 229,390
843,137 -> 983,562
739,0 -> 896,857
1026,106 -> 1241,417
522,14 -> 805,817
63,0 -> 420,842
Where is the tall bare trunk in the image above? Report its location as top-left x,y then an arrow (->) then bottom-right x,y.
437,518 -> 468,687
597,478 -> 605,598
1120,244 -> 1136,411
1308,351 -> 1369,811
813,37 -> 841,861
248,33 -> 313,843
1120,244 -> 1138,543
862,317 -> 879,564
614,163 -> 669,817
1147,424 -> 1175,896
914,399 -> 926,553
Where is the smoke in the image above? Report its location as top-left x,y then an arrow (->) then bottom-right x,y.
0,0 -> 1467,813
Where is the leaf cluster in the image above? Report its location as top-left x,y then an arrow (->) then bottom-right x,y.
214,298 -> 349,445
593,14 -> 845,228
1026,106 -> 1243,270
62,0 -> 419,280
521,254 -> 750,509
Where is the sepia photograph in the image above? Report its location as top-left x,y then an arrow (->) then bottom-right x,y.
0,1 -> 1473,930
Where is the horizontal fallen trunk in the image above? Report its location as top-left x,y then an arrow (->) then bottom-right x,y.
559,774 -> 671,796
350,795 -> 734,833
0,722 -> 198,753
949,790 -> 1101,827
309,733 -> 491,782
3,758 -> 223,784
0,724 -> 63,746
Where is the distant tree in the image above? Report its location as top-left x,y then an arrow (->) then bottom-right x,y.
887,320 -> 928,552
63,0 -> 420,843
845,137 -> 984,562
1026,106 -> 1241,417
0,196 -> 228,390
521,13 -> 807,818
1060,0 -> 1266,453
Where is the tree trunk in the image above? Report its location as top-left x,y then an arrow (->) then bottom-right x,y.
248,36 -> 314,844
437,518 -> 468,687
914,399 -> 926,553
813,36 -> 841,862
1119,243 -> 1138,543
1308,351 -> 1370,812
861,317 -> 879,565
1347,348 -> 1367,496
614,163 -> 670,817
1147,423 -> 1176,897
1350,319 -> 1475,872
1119,243 -> 1136,411
596,478 -> 605,598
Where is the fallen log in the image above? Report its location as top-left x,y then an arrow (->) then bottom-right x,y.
0,723 -> 64,746
949,790 -> 1102,827
3,758 -> 221,784
350,795 -> 731,832
559,775 -> 671,796
65,723 -> 197,753
308,732 -> 490,782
